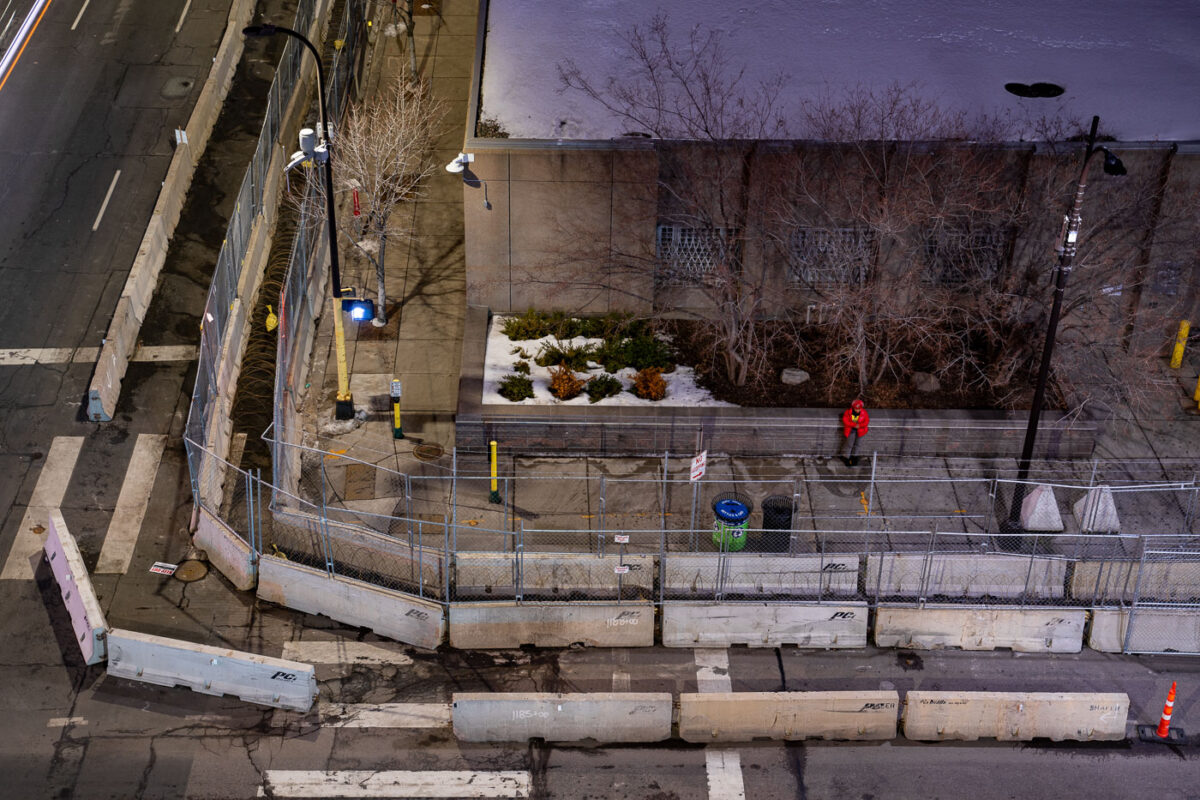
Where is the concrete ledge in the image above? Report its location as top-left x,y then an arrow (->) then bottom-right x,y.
866,553 -> 1066,599
106,627 -> 316,712
448,602 -> 654,648
903,691 -> 1128,741
679,691 -> 899,741
258,555 -> 445,650
662,602 -> 867,648
454,553 -> 654,599
664,554 -> 858,598
194,506 -> 255,591
874,605 -> 1085,653
452,692 -> 672,742
1089,608 -> 1200,653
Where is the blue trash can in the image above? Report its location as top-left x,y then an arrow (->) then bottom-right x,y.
712,498 -> 750,552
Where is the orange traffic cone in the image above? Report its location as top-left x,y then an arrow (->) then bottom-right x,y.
1139,681 -> 1185,743
1156,682 -> 1176,738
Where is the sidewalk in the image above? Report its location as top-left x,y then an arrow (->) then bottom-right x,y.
306,0 -> 474,456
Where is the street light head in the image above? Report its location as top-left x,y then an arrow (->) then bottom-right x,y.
242,24 -> 278,37
1100,148 -> 1127,176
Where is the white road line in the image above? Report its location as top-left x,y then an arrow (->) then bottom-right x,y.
0,345 -> 196,366
47,717 -> 87,727
281,640 -> 415,665
694,648 -> 732,693
696,650 -> 745,800
96,434 -> 167,573
1,436 -> 85,580
612,670 -> 630,691
258,770 -> 531,798
91,169 -> 120,231
319,702 -> 450,728
70,0 -> 90,30
705,750 -> 747,800
173,0 -> 190,33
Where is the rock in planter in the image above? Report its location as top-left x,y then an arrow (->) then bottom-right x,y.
912,371 -> 941,393
781,368 -> 811,386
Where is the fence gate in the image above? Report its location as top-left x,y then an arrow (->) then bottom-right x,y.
1122,548 -> 1200,655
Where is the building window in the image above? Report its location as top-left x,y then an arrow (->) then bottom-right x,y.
787,227 -> 875,286
923,226 -> 1012,286
655,225 -> 738,286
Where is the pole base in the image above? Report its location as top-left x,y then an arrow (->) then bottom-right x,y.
488,490 -> 501,505
1137,724 -> 1187,744
393,427 -> 405,440
335,398 -> 355,420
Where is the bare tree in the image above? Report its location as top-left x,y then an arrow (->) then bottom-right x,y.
333,72 -> 445,325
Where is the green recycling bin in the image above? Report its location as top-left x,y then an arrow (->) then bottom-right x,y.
712,498 -> 750,552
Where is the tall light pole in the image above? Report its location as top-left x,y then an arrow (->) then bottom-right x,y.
244,23 -> 355,420
1007,115 -> 1126,529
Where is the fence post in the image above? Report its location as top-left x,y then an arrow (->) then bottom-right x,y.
920,526 -> 937,604
255,468 -> 264,563
660,452 -> 669,596
405,474 -> 413,544
1122,543 -> 1150,653
1021,534 -> 1039,609
245,470 -> 256,571
599,474 -> 606,532
515,521 -> 525,602
451,447 -> 458,555
443,515 -> 451,602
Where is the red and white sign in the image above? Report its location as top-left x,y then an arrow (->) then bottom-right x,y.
149,562 -> 177,576
690,450 -> 707,482
613,565 -> 630,575
614,534 -> 630,544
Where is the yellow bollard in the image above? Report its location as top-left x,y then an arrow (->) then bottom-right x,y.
1194,373 -> 1200,405
488,440 -> 501,504
1170,320 -> 1190,369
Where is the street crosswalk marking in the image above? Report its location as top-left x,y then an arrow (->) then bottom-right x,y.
0,344 -> 197,366
319,702 -> 450,728
695,648 -> 732,693
1,436 -> 85,580
282,640 -> 415,665
258,770 -> 531,798
696,649 -> 745,800
97,434 -> 167,573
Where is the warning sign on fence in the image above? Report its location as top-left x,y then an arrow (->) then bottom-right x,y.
690,450 -> 707,482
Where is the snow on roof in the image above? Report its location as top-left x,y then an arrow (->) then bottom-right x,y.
479,0 -> 1200,143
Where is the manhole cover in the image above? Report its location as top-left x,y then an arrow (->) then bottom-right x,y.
174,560 -> 208,583
414,443 -> 444,461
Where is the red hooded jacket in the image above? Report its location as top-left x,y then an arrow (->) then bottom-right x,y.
842,403 -> 869,437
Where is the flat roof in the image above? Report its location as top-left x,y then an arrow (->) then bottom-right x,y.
479,0 -> 1200,142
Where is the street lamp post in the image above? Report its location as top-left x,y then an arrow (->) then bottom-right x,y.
244,23 -> 355,420
1007,115 -> 1126,529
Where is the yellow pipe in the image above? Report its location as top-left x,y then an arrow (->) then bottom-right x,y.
489,440 -> 500,504
332,299 -> 352,404
1170,320 -> 1189,369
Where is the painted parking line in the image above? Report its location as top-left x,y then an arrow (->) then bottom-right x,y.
1,436 -> 84,580
96,434 -> 167,573
695,649 -> 745,800
0,345 -> 197,366
281,640 -> 415,666
319,702 -> 450,728
258,770 -> 531,798
91,169 -> 120,231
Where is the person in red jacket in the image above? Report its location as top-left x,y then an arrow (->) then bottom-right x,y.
841,399 -> 869,466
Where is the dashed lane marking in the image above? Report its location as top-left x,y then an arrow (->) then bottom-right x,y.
258,770 -> 531,798
281,640 -> 415,666
96,434 -> 167,574
319,703 -> 450,728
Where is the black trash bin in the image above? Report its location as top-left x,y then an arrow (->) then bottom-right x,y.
755,494 -> 793,553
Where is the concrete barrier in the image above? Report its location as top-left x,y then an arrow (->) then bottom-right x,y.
448,602 -> 654,648
1074,486 -> 1120,533
193,506 -> 256,591
106,628 -> 317,712
874,605 -> 1084,652
664,554 -> 858,598
257,555 -> 445,650
452,692 -> 672,742
1089,608 -> 1200,653
679,691 -> 898,741
866,553 -> 1066,599
662,602 -> 867,648
43,510 -> 108,665
903,691 -> 1128,741
1071,560 -> 1200,603
454,553 -> 654,599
